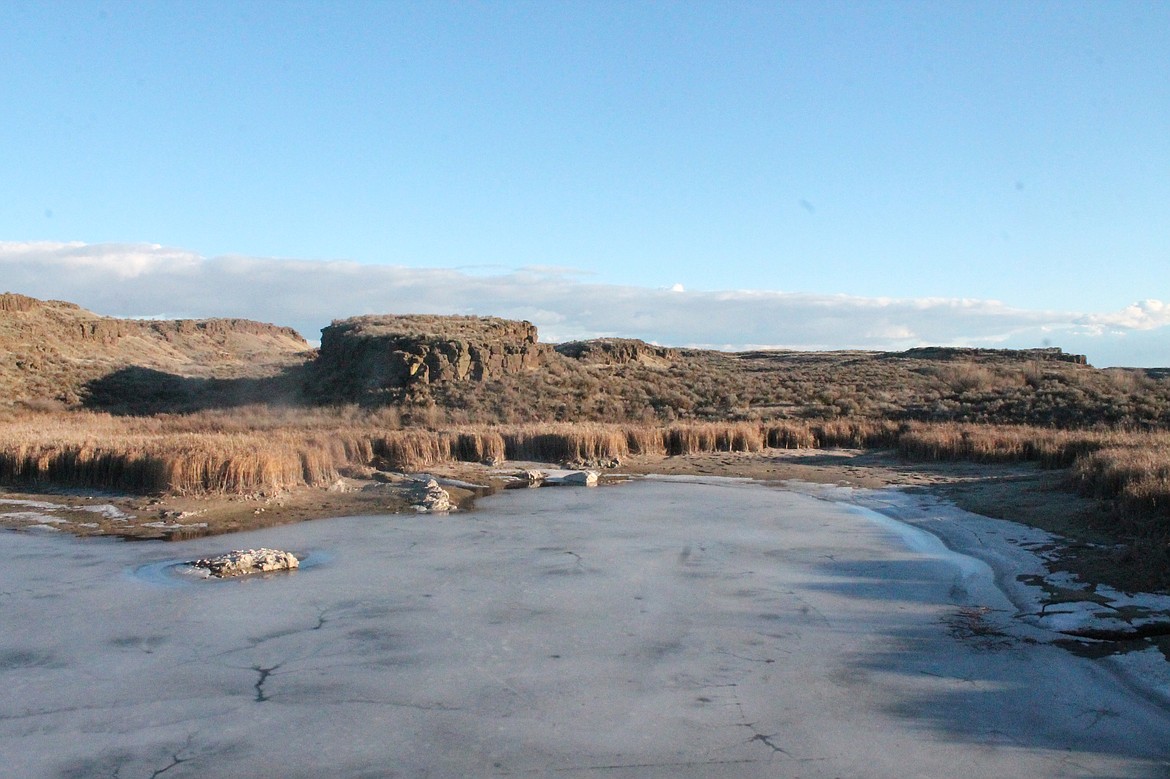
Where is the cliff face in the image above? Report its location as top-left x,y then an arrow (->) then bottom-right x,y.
0,292 -> 312,406
313,315 -> 551,400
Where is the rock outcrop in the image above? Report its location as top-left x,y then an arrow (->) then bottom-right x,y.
186,548 -> 300,578
312,314 -> 551,400
896,346 -> 1088,366
555,338 -> 676,366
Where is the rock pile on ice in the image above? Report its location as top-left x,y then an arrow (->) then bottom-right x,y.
516,469 -> 599,487
412,478 -> 454,513
186,548 -> 300,578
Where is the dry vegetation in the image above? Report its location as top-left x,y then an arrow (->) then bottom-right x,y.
4,402 -> 1170,584
2,407 -> 1166,525
4,294 -> 1170,585
406,348 -> 1170,430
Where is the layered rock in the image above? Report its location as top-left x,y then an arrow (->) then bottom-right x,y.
313,314 -> 551,400
0,292 -> 51,313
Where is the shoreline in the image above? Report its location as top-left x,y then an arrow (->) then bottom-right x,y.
0,446 -> 1138,592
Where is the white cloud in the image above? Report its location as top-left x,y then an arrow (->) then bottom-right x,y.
0,241 -> 1166,367
1076,300 -> 1170,331
0,240 -> 202,278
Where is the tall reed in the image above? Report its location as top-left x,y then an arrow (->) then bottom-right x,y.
3,412 -> 1169,522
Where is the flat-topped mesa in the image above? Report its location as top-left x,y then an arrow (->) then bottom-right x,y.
314,314 -> 550,397
555,338 -> 676,366
896,346 -> 1089,366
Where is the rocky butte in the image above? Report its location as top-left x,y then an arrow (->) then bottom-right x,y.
311,314 -> 552,401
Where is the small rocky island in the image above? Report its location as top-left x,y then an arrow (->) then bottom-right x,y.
186,548 -> 301,578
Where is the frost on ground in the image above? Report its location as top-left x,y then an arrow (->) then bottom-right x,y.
787,479 -> 1170,686
0,498 -> 65,510
76,504 -> 132,520
0,497 -> 131,532
0,511 -> 69,523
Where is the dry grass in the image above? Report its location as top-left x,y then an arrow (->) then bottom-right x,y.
307,343 -> 1170,430
2,410 -> 1168,559
1072,440 -> 1170,517
0,410 -> 374,495
896,422 -> 1112,467
1064,438 -> 1170,587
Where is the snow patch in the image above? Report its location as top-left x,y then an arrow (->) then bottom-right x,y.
77,504 -> 133,520
0,498 -> 64,510
1,512 -> 68,523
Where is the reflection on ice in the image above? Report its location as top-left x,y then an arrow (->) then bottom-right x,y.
2,478 -> 1170,778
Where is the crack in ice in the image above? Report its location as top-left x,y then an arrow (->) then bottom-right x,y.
147,733 -> 194,778
252,664 -> 281,702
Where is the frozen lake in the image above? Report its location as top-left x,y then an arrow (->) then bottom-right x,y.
3,477 -> 1170,778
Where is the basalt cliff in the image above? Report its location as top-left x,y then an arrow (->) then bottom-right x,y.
311,315 -> 551,402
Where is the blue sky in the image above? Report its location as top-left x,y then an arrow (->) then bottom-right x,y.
2,1 -> 1168,365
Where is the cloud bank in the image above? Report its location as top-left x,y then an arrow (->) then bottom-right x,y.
2,241 -> 1166,367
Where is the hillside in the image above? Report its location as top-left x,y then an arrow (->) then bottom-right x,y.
3,292 -> 1170,428
296,309 -> 1170,429
0,292 -> 312,408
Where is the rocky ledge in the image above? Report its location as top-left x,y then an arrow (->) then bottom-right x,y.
186,548 -> 300,578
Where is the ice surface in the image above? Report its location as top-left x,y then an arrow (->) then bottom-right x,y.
2,478 -> 1170,778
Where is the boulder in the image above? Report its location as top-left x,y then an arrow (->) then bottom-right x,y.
551,470 -> 600,487
186,548 -> 300,578
514,469 -> 599,487
412,478 -> 455,513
